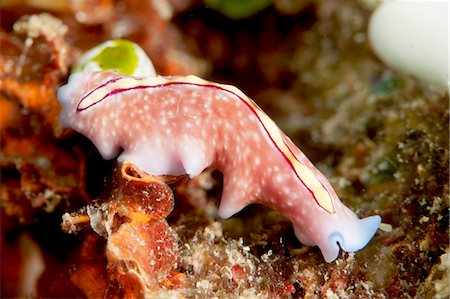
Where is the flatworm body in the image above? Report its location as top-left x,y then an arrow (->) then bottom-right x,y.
58,71 -> 381,262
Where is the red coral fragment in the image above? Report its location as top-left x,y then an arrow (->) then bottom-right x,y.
231,264 -> 247,286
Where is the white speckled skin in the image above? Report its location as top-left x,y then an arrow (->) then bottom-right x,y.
58,71 -> 381,262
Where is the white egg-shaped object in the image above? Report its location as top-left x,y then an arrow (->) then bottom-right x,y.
368,1 -> 448,92
73,39 -> 156,77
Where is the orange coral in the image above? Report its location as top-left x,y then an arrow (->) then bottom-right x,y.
60,163 -> 183,297
0,78 -> 57,110
0,14 -> 71,133
1,131 -> 89,222
0,98 -> 19,130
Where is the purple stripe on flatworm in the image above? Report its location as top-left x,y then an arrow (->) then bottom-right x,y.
76,76 -> 126,111
78,80 -> 333,212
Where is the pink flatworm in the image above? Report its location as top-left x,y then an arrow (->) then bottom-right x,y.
58,71 -> 381,262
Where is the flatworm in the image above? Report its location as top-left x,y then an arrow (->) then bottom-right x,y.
58,71 -> 381,262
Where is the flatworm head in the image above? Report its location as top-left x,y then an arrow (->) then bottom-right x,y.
76,76 -> 126,111
58,72 -> 125,159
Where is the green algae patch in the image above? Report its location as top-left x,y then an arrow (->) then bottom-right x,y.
204,0 -> 272,19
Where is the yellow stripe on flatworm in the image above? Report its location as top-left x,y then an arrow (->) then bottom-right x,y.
241,97 -> 335,214
79,75 -> 335,213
